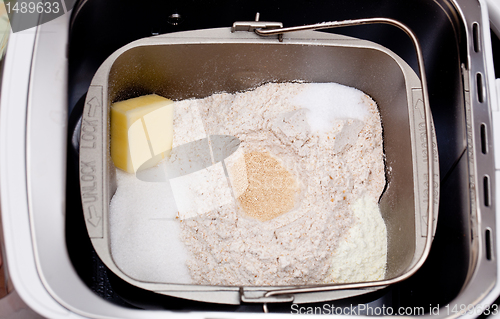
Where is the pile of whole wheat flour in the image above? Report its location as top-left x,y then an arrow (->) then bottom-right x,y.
177,82 -> 387,285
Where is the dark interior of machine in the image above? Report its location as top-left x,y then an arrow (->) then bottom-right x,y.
64,0 -> 499,313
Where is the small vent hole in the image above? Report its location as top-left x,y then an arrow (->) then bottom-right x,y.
480,123 -> 488,154
477,73 -> 485,103
486,229 -> 493,261
483,175 -> 491,207
473,22 -> 480,52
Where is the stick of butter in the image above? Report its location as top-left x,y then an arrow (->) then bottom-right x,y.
111,94 -> 174,173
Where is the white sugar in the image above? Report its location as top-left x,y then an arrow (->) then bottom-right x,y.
294,82 -> 370,132
109,169 -> 192,284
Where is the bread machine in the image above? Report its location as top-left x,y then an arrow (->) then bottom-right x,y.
0,0 -> 500,317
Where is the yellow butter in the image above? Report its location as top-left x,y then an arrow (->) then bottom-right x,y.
111,94 -> 174,173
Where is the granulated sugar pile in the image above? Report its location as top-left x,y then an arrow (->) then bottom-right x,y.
109,168 -> 192,283
109,82 -> 387,285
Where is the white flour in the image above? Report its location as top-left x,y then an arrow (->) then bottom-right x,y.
109,82 -> 387,286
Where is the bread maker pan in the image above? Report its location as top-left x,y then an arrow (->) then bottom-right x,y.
79,24 -> 439,306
